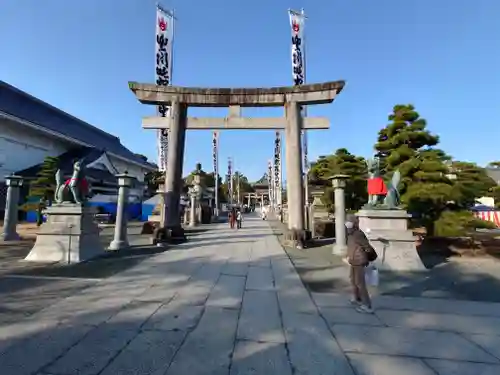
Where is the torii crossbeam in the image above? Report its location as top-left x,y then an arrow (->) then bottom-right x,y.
142,105 -> 330,130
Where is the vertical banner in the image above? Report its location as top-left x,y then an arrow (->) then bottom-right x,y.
267,160 -> 273,207
212,131 -> 219,213
236,173 -> 241,205
227,157 -> 233,204
274,131 -> 282,207
155,6 -> 174,171
288,9 -> 309,179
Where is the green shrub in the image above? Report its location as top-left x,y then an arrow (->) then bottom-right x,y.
434,210 -> 497,237
471,217 -> 497,230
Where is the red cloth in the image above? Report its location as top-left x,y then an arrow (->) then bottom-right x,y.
367,177 -> 387,195
64,178 -> 89,194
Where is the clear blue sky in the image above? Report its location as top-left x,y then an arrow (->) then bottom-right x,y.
1,0 -> 498,181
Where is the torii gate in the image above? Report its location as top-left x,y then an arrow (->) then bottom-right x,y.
129,81 -> 344,243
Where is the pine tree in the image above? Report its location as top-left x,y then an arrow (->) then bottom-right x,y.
22,156 -> 59,225
26,156 -> 59,202
374,105 -> 453,233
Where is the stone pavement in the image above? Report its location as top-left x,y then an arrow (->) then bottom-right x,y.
0,216 -> 499,374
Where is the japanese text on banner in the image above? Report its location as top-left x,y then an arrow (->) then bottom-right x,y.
155,7 -> 174,171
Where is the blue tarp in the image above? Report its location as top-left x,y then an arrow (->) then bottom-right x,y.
25,196 -> 142,222
471,205 -> 497,212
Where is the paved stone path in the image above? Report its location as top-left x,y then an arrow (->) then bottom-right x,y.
1,216 -> 500,374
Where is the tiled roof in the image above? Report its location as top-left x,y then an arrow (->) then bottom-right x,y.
0,80 -> 151,167
253,173 -> 269,185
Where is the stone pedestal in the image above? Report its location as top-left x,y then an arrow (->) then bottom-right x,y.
25,204 -> 105,263
356,209 -> 426,271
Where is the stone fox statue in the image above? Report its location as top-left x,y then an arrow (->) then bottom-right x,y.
54,161 -> 90,204
366,157 -> 387,206
383,169 -> 401,209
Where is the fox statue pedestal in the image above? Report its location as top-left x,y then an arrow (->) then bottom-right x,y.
356,209 -> 426,271
25,203 -> 105,264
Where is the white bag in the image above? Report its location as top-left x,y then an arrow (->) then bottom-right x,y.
365,264 -> 379,287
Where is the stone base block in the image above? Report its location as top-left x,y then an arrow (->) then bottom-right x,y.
141,221 -> 158,235
283,228 -> 307,249
356,209 -> 426,271
357,208 -> 411,232
152,225 -> 186,245
25,203 -> 105,264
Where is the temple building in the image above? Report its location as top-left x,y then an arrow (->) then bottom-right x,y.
0,80 -> 155,218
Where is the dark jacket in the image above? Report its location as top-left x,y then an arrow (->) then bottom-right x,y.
347,227 -> 373,266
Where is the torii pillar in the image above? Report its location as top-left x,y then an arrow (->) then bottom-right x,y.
162,101 -> 187,240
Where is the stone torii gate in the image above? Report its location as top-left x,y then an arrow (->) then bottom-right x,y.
129,81 -> 344,243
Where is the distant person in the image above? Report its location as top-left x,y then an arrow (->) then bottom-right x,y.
236,210 -> 243,229
346,214 -> 377,314
228,210 -> 234,229
261,206 -> 267,220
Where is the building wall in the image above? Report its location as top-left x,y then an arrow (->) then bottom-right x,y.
0,118 -> 69,181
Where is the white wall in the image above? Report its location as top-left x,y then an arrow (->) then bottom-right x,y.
0,118 -> 69,181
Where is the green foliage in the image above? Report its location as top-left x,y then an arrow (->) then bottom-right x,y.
490,186 -> 500,209
144,170 -> 164,195
23,156 -> 59,211
434,210 -> 496,237
450,161 -> 497,208
374,105 -> 455,233
218,171 -> 254,203
375,104 -> 440,172
309,148 -> 367,211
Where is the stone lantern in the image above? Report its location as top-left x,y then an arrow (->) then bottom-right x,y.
189,165 -> 203,227
109,172 -> 136,251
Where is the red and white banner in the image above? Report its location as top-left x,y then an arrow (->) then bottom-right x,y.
289,10 -> 305,86
155,6 -> 174,171
473,211 -> 500,227
288,9 -> 309,175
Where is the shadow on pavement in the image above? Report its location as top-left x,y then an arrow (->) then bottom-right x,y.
267,218 -> 500,303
